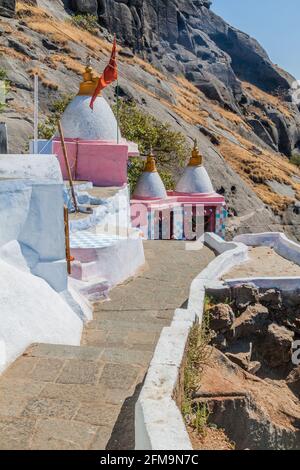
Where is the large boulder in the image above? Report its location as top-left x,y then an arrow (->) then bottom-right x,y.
208,303 -> 235,332
261,323 -> 294,368
232,284 -> 259,310
232,303 -> 269,339
259,289 -> 283,311
0,0 -> 15,18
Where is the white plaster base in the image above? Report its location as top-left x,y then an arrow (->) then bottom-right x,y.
0,258 -> 83,374
71,236 -> 145,289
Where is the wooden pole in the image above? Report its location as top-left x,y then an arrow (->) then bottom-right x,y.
64,206 -> 71,275
58,120 -> 78,212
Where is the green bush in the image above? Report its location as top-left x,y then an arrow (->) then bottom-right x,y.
0,68 -> 10,113
113,100 -> 189,192
38,94 -> 73,139
291,153 -> 300,167
68,14 -> 99,35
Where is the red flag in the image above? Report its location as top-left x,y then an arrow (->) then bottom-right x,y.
90,36 -> 118,110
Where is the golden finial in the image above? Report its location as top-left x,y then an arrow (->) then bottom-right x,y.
78,56 -> 100,96
144,148 -> 158,173
188,140 -> 203,166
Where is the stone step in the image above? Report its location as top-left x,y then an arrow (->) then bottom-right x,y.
26,343 -> 104,361
71,260 -> 99,282
26,343 -> 153,367
85,318 -> 167,333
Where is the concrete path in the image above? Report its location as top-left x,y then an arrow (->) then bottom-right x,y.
0,241 -> 214,450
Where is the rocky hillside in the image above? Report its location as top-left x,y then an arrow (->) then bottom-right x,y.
1,0 -> 300,239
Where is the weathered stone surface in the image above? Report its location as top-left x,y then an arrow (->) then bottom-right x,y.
56,360 -> 103,385
22,398 -> 79,420
74,403 -> 120,427
209,303 -> 235,332
233,284 -> 259,310
225,339 -> 252,371
30,418 -> 98,450
261,323 -> 294,368
99,363 -> 140,390
0,0 -> 15,18
286,366 -> 300,397
71,0 -> 98,15
0,416 -> 35,450
232,304 -> 269,339
198,347 -> 300,450
259,289 -> 283,311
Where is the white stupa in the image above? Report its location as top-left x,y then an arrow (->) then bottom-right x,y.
176,141 -> 214,194
133,153 -> 167,200
59,62 -> 121,141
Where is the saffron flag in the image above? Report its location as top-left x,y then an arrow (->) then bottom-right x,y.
90,36 -> 118,110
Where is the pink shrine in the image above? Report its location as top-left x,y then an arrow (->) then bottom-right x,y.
130,146 -> 227,240
54,63 -> 227,240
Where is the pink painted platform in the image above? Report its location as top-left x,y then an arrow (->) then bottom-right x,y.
53,138 -> 139,187
130,191 -> 227,239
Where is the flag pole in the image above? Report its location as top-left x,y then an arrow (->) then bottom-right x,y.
33,74 -> 39,154
116,75 -> 120,144
116,35 -> 120,145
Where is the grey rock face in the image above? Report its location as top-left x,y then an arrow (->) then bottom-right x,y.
67,0 -> 300,156
71,0 -> 98,15
0,0 -> 15,18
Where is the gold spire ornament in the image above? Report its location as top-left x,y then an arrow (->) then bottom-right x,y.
188,140 -> 203,166
144,150 -> 158,173
78,57 -> 100,96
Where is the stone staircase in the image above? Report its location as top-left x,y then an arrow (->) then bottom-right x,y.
0,241 -> 215,450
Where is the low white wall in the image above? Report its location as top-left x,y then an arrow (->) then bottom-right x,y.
135,233 -> 249,450
72,236 -> 145,288
69,185 -> 131,234
225,276 -> 300,291
234,232 -> 300,266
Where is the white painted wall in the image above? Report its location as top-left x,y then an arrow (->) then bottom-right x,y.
0,155 -> 83,373
0,256 -> 82,374
0,155 -> 67,292
135,233 -> 249,450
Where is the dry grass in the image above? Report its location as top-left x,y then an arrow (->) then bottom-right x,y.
0,46 -> 29,63
27,67 -> 58,90
218,135 -> 300,213
175,75 -> 200,95
0,21 -> 14,34
131,56 -> 166,81
50,55 -> 84,76
242,81 -> 293,119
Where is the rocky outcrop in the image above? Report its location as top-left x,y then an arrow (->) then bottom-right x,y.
197,348 -> 300,450
67,0 -> 300,156
71,0 -> 98,15
0,0 -> 15,18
